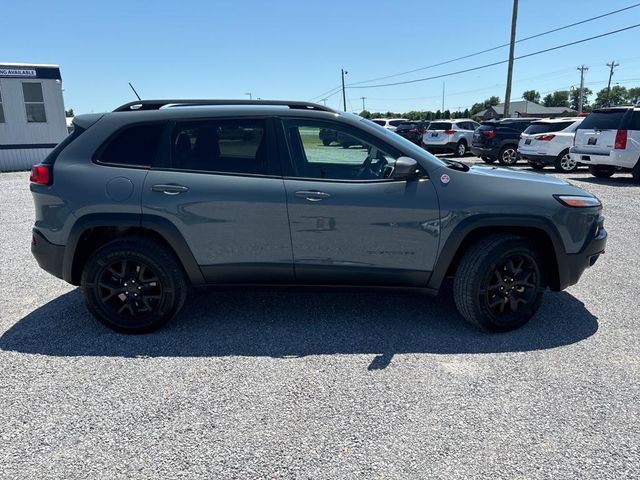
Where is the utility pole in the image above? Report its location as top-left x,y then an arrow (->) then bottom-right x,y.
360,96 -> 366,111
605,61 -> 619,106
341,69 -> 348,111
577,65 -> 589,113
245,92 -> 252,100
503,0 -> 519,118
441,82 -> 445,112
320,98 -> 328,106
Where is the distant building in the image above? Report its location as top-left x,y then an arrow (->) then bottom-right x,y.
474,100 -> 576,121
0,63 -> 68,171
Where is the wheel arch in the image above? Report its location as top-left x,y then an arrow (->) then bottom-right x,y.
63,213 -> 205,286
427,215 -> 566,292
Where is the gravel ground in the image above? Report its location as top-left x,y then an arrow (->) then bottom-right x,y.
0,159 -> 638,479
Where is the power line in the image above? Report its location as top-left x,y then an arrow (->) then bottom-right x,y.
347,23 -> 640,89
346,3 -> 640,87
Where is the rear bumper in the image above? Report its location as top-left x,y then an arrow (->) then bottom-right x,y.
520,153 -> 556,165
470,145 -> 498,158
557,217 -> 607,290
31,229 -> 65,280
423,141 -> 458,153
569,147 -> 636,168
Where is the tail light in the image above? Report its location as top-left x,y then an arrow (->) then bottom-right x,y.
30,164 -> 51,185
484,130 -> 496,139
535,134 -> 556,141
410,128 -> 419,133
443,129 -> 456,135
614,129 -> 627,149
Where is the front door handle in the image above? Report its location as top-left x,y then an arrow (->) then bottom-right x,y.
295,190 -> 331,202
152,184 -> 190,195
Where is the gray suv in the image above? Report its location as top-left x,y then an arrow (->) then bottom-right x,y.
30,99 -> 607,333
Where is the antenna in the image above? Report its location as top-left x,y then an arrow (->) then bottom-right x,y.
128,82 -> 142,101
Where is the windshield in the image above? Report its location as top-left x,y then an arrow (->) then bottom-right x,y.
359,117 -> 447,167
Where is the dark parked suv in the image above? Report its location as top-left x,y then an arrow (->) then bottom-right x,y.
471,118 -> 540,165
30,100 -> 606,333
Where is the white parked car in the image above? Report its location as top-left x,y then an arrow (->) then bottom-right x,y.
371,118 -> 409,132
518,117 -> 584,172
569,106 -> 640,181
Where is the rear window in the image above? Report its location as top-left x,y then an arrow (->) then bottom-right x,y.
389,120 -> 407,127
500,121 -> 530,132
580,110 -> 627,130
98,123 -> 165,167
371,120 -> 386,126
428,122 -> 452,130
396,123 -> 417,130
42,126 -> 86,165
628,111 -> 640,130
524,121 -> 574,135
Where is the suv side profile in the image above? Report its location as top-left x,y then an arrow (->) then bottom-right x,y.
421,119 -> 479,157
518,117 -> 584,173
471,118 -> 541,165
569,106 -> 640,182
30,99 -> 607,334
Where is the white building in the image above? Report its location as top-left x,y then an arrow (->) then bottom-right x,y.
0,63 -> 68,171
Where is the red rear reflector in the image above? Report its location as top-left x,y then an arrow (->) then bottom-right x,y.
484,130 -> 496,139
30,165 -> 50,185
443,129 -> 456,135
614,129 -> 627,149
535,134 -> 556,141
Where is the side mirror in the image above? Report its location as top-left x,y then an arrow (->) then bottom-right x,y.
393,156 -> 421,180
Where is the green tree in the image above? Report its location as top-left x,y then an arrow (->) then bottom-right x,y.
569,88 -> 592,111
542,91 -> 570,108
627,87 -> 640,104
65,108 -> 74,117
359,110 -> 371,119
522,90 -> 540,103
594,85 -> 628,107
469,96 -> 500,115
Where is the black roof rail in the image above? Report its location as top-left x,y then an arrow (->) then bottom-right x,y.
113,99 -> 336,113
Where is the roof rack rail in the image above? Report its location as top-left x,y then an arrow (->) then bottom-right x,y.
113,99 -> 336,113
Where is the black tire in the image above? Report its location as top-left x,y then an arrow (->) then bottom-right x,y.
588,165 -> 616,178
632,160 -> 640,183
528,161 -> 545,170
453,234 -> 544,332
554,149 -> 577,173
498,145 -> 518,166
453,141 -> 467,157
481,156 -> 496,164
81,237 -> 188,333
322,139 -> 331,146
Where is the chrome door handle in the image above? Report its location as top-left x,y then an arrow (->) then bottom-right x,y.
295,190 -> 331,202
152,184 -> 189,195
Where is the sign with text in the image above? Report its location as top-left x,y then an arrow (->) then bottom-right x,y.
0,68 -> 37,77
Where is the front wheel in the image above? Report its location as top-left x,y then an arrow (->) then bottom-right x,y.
453,234 -> 544,332
554,150 -> 578,173
322,139 -> 331,146
81,237 -> 188,333
588,165 -> 616,178
498,146 -> 518,165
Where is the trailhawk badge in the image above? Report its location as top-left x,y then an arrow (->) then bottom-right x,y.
440,174 -> 451,184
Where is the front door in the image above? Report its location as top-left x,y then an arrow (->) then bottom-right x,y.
280,120 -> 440,286
142,117 -> 294,283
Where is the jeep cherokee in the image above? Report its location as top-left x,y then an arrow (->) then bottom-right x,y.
30,99 -> 607,333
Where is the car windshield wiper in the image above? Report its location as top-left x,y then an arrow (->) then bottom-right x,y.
443,159 -> 469,171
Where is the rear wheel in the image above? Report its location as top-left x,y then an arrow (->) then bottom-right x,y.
322,139 -> 331,146
632,160 -> 640,183
554,149 -> 577,173
453,235 -> 544,332
498,145 -> 518,165
589,165 -> 616,178
81,237 -> 188,333
481,156 -> 496,163
453,141 -> 467,157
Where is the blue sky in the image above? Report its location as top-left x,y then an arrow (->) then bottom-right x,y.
3,0 -> 640,114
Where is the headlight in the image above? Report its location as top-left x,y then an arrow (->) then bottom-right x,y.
554,195 -> 601,208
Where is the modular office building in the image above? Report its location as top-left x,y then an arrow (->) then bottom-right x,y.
0,63 -> 68,171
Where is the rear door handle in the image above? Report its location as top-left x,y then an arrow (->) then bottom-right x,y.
152,184 -> 190,195
295,190 -> 331,202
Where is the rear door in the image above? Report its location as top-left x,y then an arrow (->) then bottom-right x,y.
141,117 -> 294,283
574,109 -> 628,155
424,121 -> 453,145
279,119 -> 440,286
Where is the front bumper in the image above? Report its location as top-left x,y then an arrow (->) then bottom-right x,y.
557,216 -> 607,290
31,229 -> 65,280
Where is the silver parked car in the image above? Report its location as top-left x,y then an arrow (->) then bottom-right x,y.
422,119 -> 480,156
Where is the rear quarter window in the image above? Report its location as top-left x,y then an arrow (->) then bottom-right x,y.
98,123 -> 165,167
579,110 -> 627,130
629,111 -> 640,131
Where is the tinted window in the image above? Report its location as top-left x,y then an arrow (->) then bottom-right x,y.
524,121 -> 574,135
429,122 -> 452,130
396,123 -> 417,131
171,120 -> 266,175
500,121 -> 530,132
389,120 -> 407,127
99,124 -> 164,167
286,122 -> 399,181
580,110 -> 627,130
22,82 -> 46,123
629,111 -> 640,130
371,120 -> 386,126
